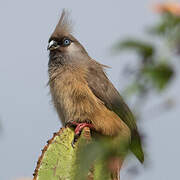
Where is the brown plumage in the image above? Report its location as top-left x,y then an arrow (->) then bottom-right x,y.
48,9 -> 144,179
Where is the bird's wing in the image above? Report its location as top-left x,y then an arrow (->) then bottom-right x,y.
86,60 -> 144,163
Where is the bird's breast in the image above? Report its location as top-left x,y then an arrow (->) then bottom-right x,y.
49,68 -> 96,125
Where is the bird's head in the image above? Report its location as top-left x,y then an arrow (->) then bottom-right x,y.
48,10 -> 89,67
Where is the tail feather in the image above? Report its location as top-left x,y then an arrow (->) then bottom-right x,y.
130,130 -> 144,163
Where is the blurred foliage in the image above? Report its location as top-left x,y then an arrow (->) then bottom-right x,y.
75,132 -> 129,180
114,38 -> 174,93
114,10 -> 180,116
142,62 -> 174,91
150,12 -> 180,35
115,40 -> 155,60
111,6 -> 180,178
149,12 -> 180,53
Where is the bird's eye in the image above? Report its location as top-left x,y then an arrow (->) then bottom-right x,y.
62,38 -> 71,46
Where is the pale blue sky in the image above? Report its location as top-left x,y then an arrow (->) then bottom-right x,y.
0,0 -> 180,180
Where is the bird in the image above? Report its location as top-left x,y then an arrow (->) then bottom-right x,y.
47,10 -> 144,179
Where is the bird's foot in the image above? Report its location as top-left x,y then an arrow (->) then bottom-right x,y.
73,123 -> 95,147
66,122 -> 95,147
74,123 -> 95,136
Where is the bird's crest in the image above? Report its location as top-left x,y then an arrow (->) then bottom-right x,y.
51,9 -> 73,38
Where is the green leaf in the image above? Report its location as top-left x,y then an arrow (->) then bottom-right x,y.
143,62 -> 174,91
114,39 -> 155,59
75,133 -> 130,180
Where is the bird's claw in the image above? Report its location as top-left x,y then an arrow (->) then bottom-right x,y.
66,122 -> 95,148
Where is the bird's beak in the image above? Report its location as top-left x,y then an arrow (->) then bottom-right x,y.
47,40 -> 60,51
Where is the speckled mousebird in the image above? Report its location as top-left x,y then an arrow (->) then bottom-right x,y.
47,10 -> 144,179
